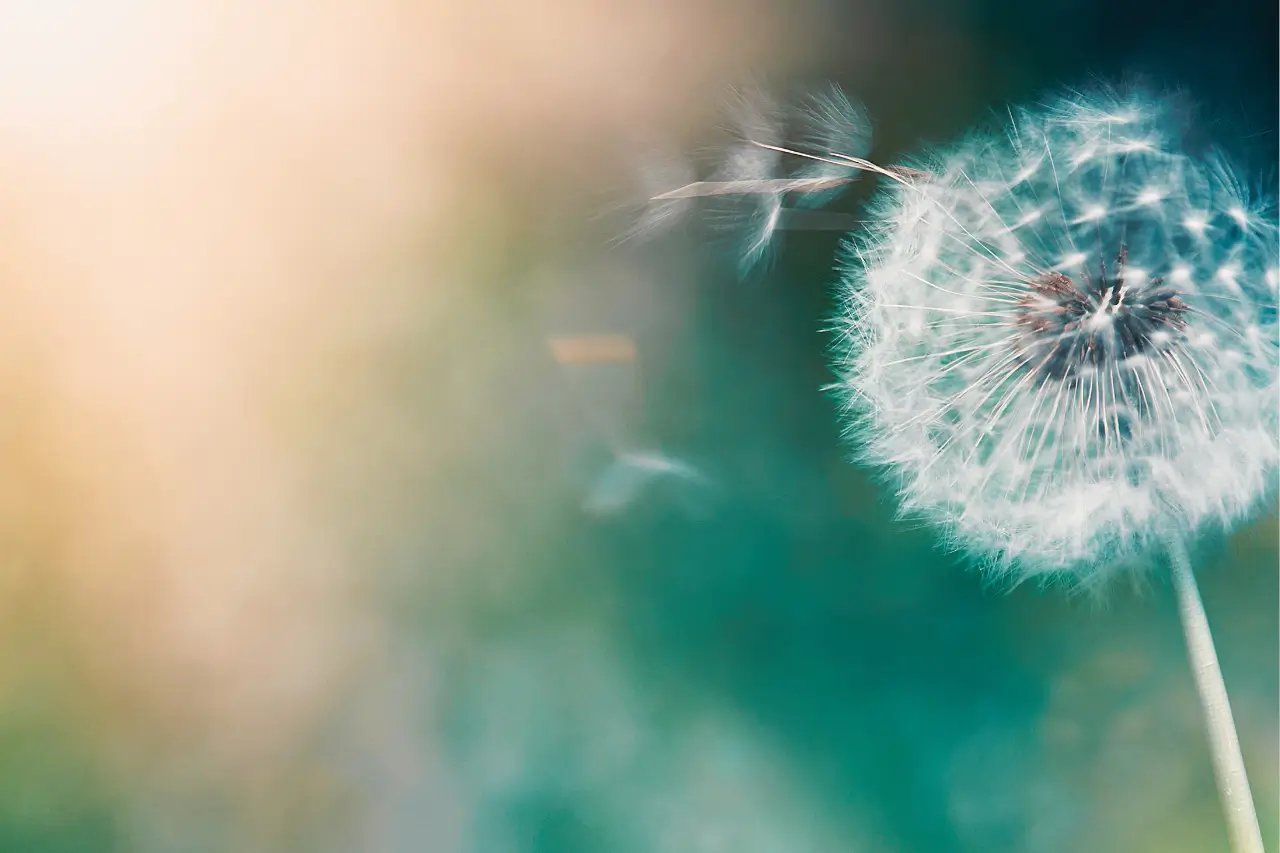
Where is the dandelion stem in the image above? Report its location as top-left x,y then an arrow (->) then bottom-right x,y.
1166,534 -> 1265,853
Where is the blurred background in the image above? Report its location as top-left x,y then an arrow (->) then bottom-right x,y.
0,1 -> 1272,851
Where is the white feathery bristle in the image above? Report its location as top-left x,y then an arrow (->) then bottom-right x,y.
702,88 -> 790,275
617,146 -> 699,245
789,82 -> 873,210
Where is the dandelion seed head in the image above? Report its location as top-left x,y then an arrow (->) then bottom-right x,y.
834,89 -> 1280,584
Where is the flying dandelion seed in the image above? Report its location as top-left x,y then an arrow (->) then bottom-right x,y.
641,84 -> 1276,853
582,450 -> 712,517
702,88 -> 791,276
626,85 -> 871,275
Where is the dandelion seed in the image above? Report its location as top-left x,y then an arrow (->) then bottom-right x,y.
613,145 -> 700,245
702,90 -> 792,275
630,85 -> 872,277
582,450 -> 711,517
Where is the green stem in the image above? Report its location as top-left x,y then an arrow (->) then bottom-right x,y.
1165,534 -> 1265,853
